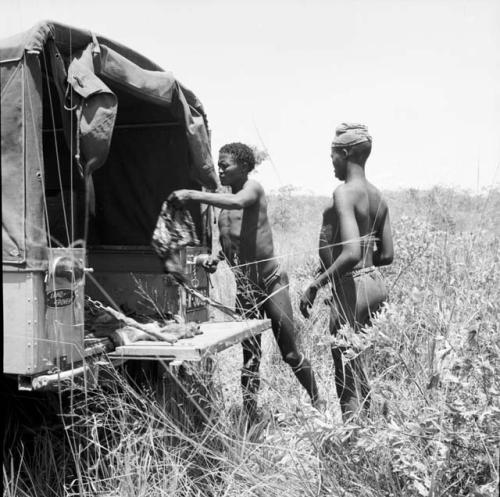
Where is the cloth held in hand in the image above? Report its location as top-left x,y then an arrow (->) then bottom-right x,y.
151,201 -> 199,280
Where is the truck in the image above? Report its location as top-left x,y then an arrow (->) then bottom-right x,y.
1,20 -> 270,392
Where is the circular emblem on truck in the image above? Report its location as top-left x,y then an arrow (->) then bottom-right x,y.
46,289 -> 75,308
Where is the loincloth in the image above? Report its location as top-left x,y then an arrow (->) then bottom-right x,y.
235,263 -> 283,318
341,265 -> 377,281
328,266 -> 387,331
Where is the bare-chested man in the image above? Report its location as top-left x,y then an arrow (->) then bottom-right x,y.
169,142 -> 320,421
299,124 -> 394,421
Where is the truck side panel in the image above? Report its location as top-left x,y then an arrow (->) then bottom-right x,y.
3,248 -> 86,376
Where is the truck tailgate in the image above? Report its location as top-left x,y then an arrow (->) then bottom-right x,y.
108,319 -> 271,361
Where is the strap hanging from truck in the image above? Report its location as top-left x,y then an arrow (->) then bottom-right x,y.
180,282 -> 242,321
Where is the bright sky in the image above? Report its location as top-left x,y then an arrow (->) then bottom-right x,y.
2,0 -> 499,195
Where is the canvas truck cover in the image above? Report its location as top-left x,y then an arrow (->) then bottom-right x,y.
1,20 -> 218,266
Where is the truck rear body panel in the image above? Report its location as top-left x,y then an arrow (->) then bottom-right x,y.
86,245 -> 209,322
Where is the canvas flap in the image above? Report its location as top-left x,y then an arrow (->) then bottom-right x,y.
1,60 -> 26,263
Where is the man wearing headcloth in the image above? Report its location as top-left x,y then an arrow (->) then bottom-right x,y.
299,123 -> 394,422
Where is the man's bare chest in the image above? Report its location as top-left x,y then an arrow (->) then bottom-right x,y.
219,209 -> 243,238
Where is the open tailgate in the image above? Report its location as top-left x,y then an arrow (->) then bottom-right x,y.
108,319 -> 271,362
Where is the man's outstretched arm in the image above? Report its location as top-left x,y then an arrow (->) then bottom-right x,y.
168,181 -> 261,210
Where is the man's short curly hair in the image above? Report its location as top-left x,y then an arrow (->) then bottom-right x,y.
219,142 -> 256,172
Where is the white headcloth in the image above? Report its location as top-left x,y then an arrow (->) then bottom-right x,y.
332,123 -> 371,148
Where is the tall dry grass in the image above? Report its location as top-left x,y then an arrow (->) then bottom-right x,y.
3,187 -> 500,496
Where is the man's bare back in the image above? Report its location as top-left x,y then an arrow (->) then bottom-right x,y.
319,179 -> 392,276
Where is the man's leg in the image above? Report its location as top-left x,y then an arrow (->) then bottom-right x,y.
329,288 -> 362,421
330,341 -> 360,420
236,290 -> 263,421
263,274 -> 320,406
331,272 -> 387,420
350,271 -> 389,413
241,334 -> 262,421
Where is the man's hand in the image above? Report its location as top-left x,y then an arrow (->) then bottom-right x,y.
164,259 -> 188,284
168,189 -> 192,207
299,284 -> 318,318
203,256 -> 219,274
201,255 -> 219,274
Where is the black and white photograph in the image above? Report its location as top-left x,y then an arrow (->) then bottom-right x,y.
1,1 -> 499,495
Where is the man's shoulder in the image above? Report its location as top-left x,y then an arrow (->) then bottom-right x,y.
333,183 -> 360,203
333,184 -> 349,194
244,178 -> 264,194
366,181 -> 388,206
366,180 -> 382,194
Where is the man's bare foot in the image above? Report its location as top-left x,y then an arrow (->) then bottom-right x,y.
312,398 -> 327,413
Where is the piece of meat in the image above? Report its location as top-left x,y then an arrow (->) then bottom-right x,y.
90,322 -> 202,347
85,298 -> 202,347
112,326 -> 179,346
155,321 -> 202,339
84,281 -> 205,350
